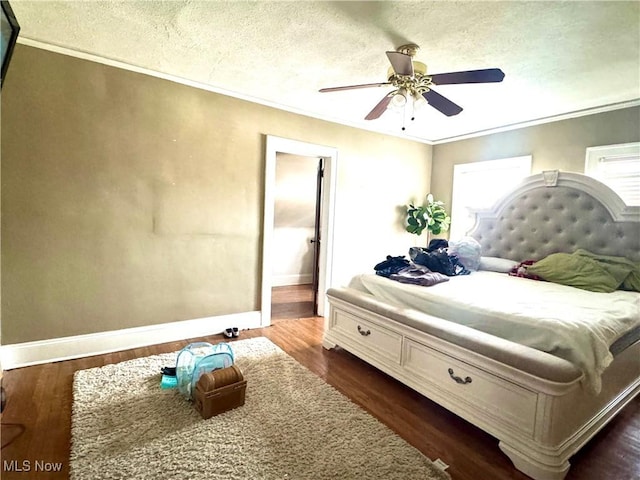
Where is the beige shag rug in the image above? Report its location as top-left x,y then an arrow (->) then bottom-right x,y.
71,337 -> 450,480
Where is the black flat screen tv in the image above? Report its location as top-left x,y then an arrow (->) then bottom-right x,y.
1,0 -> 20,88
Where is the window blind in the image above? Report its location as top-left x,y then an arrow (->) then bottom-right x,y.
585,143 -> 640,206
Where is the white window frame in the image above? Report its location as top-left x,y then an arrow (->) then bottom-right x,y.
450,156 -> 532,240
585,142 -> 640,207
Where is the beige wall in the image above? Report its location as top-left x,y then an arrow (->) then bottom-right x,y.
430,107 -> 640,212
7,46 -> 634,346
1,45 -> 432,344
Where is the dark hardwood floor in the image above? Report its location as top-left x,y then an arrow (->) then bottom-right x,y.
271,283 -> 315,320
1,284 -> 638,479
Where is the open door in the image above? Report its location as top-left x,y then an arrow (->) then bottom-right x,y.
311,158 -> 324,315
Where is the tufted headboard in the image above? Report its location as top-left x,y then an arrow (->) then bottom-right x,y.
468,171 -> 640,263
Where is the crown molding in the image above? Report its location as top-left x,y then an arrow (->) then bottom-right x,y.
16,37 -> 432,145
432,100 -> 640,145
16,37 -> 640,146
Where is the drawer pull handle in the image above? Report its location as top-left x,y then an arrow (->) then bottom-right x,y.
357,325 -> 371,336
448,368 -> 472,385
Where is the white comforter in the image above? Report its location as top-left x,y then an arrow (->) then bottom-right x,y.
349,271 -> 640,393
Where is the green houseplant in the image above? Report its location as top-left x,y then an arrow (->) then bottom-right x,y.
406,193 -> 451,241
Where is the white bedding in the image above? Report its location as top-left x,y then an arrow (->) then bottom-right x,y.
349,272 -> 640,393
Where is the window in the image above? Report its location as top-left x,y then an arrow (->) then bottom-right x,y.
449,156 -> 532,240
585,143 -> 640,206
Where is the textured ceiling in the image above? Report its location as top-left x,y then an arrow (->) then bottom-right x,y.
10,1 -> 640,143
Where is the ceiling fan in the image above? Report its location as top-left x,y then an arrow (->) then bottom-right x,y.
319,44 -> 505,128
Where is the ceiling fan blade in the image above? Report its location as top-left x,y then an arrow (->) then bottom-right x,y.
365,93 -> 393,120
319,82 -> 391,93
422,89 -> 463,117
430,68 -> 505,85
385,51 -> 414,76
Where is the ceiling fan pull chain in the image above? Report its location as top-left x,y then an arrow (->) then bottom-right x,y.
401,106 -> 407,131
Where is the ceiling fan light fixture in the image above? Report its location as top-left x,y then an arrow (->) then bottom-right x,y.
390,88 -> 408,108
413,94 -> 427,110
319,44 -> 504,128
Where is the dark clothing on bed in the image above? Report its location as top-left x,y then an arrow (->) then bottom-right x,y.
426,238 -> 449,252
374,255 -> 410,278
389,264 -> 450,286
410,247 -> 471,276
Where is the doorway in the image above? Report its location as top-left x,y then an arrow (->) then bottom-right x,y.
261,136 -> 337,326
271,154 -> 322,317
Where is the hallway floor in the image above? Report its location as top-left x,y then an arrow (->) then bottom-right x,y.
271,284 -> 314,321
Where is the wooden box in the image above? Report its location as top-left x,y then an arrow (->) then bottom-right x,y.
193,364 -> 246,419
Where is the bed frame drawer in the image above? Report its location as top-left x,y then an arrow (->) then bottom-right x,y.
403,338 -> 538,436
329,309 -> 402,364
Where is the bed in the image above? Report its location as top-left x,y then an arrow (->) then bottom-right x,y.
323,171 -> 640,480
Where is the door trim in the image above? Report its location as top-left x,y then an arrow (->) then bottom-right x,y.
262,136 -> 338,326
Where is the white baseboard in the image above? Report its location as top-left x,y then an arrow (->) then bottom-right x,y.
0,310 -> 262,370
272,274 -> 313,287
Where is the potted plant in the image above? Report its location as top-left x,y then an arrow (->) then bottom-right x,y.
405,193 -> 451,243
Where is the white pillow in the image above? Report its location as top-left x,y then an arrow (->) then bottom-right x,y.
479,256 -> 518,273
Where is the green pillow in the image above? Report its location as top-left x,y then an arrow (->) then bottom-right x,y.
527,253 -> 619,293
621,267 -> 640,292
573,249 -> 636,285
